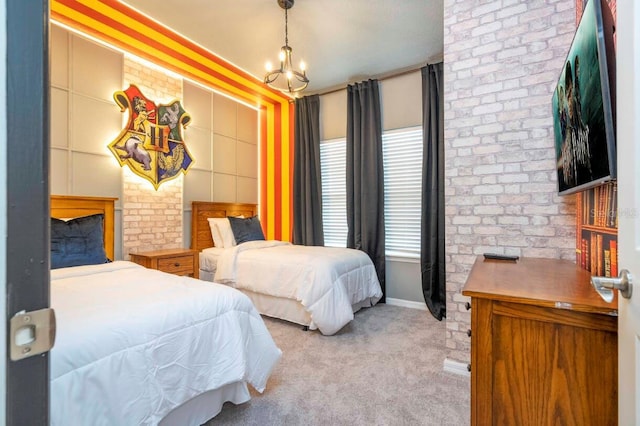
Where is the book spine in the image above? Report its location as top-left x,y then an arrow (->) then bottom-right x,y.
610,240 -> 618,278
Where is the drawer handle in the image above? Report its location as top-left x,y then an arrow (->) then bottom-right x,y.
465,302 -> 471,310
467,329 -> 472,337
174,262 -> 180,267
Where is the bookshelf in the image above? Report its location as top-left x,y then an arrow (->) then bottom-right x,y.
575,181 -> 618,278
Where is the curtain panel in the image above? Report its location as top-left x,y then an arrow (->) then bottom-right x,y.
346,79 -> 386,302
421,63 -> 446,320
292,95 -> 324,246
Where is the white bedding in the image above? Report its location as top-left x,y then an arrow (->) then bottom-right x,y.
213,241 -> 383,335
50,261 -> 281,426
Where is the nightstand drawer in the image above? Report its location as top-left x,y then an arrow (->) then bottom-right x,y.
157,255 -> 194,275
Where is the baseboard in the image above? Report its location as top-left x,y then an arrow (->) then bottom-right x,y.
443,358 -> 471,377
385,298 -> 428,311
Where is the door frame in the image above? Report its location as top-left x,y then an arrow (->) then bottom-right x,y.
4,0 -> 50,424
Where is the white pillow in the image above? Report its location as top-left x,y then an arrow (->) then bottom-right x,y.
207,216 -> 244,248
207,218 -> 226,247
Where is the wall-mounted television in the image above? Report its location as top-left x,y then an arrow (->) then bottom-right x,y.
552,0 -> 616,196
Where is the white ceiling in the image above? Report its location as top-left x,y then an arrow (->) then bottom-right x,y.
121,0 -> 444,95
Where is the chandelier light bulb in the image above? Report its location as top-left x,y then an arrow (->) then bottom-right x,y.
300,61 -> 306,72
265,61 -> 272,72
279,50 -> 286,62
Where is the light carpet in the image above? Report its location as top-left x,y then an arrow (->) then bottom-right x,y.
206,303 -> 470,425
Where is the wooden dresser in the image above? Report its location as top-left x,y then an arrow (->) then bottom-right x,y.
462,256 -> 618,425
129,248 -> 199,279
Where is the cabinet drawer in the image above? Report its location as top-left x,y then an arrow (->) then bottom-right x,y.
157,255 -> 194,275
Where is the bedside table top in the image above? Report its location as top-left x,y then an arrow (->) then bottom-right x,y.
130,248 -> 197,259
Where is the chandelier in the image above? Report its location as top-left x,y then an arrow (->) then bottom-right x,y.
264,0 -> 309,94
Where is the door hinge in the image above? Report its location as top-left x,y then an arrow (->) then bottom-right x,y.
9,308 -> 56,361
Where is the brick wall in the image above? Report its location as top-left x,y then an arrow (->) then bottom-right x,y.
122,56 -> 184,257
443,0 -> 577,363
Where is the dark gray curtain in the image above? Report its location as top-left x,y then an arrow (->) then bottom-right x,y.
421,63 -> 446,320
346,80 -> 386,302
293,95 -> 324,246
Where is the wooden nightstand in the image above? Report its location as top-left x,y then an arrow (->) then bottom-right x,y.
129,248 -> 199,279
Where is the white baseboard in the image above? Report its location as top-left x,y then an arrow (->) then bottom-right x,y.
385,298 -> 428,311
443,358 -> 471,377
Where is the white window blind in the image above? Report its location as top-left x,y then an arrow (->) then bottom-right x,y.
320,138 -> 348,247
382,126 -> 423,257
319,127 -> 423,257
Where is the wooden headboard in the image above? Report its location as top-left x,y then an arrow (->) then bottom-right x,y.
51,195 -> 118,261
191,201 -> 258,251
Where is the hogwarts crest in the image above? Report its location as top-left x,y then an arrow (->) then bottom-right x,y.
108,84 -> 194,189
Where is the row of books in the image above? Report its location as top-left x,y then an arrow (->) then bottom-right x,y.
579,182 -> 618,229
577,234 -> 618,278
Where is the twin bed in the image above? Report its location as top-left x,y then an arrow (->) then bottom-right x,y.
191,201 -> 383,336
50,196 -> 281,426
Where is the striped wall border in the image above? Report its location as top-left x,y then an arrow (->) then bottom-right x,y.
51,0 -> 294,240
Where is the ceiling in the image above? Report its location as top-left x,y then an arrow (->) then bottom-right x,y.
121,0 -> 444,95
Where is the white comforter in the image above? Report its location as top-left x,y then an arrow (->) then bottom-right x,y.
50,261 -> 281,426
214,241 -> 382,335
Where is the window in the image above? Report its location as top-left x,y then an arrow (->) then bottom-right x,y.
319,126 -> 423,258
382,127 -> 423,258
320,138 -> 348,247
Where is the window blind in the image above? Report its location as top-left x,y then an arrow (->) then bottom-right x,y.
320,138 -> 348,247
382,126 -> 423,257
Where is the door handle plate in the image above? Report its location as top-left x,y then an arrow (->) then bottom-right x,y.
10,308 -> 56,361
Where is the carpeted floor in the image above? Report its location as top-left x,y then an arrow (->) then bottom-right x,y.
205,304 -> 470,425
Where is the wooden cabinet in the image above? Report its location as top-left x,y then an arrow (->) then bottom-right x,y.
462,256 -> 618,426
129,248 -> 199,279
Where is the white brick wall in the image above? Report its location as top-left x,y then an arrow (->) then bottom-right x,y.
122,57 -> 184,258
444,0 -> 577,363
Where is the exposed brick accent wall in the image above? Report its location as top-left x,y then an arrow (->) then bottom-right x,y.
122,56 -> 184,257
443,0 -> 577,363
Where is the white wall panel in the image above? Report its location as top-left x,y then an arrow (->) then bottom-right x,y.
71,152 -> 122,197
212,93 -> 237,138
71,95 -> 121,154
50,148 -> 69,195
237,177 -> 258,204
183,83 -> 212,129
71,36 -> 123,102
50,88 -> 69,148
212,133 -> 236,175
237,141 -> 257,178
50,25 -> 69,88
213,173 -> 236,202
237,104 -> 258,144
184,126 -> 212,170
183,169 -> 212,207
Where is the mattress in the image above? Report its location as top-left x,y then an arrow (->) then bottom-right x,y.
201,240 -> 383,335
199,246 -> 225,275
50,261 -> 281,426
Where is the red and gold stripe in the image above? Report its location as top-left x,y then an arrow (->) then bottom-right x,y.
51,0 -> 294,241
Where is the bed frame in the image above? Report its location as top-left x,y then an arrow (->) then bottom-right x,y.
50,195 -> 117,261
191,201 -> 258,251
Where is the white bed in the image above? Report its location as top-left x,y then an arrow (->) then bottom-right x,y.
191,202 -> 383,336
50,196 -> 281,426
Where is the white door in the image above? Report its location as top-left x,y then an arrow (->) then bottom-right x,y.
617,0 -> 640,423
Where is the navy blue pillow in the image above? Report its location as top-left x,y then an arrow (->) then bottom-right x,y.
228,216 -> 265,244
51,214 -> 109,269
